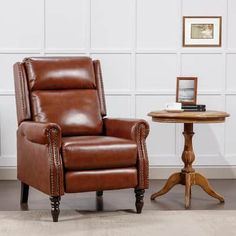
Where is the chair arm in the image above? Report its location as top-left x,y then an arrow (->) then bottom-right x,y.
103,118 -> 149,141
18,121 -> 61,145
104,118 -> 150,190
17,121 -> 64,196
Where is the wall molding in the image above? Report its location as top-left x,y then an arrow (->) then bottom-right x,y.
3,90 -> 236,96
1,166 -> 236,180
0,168 -> 17,180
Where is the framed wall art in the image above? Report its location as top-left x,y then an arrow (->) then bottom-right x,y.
183,16 -> 222,47
176,77 -> 198,105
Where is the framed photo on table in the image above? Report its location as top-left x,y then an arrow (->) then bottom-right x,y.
176,77 -> 198,105
183,16 -> 222,47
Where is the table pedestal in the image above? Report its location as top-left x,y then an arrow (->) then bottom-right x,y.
150,123 -> 224,208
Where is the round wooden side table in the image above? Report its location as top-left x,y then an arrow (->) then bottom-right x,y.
148,110 -> 230,208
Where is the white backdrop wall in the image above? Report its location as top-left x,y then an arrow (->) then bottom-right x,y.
0,0 -> 236,178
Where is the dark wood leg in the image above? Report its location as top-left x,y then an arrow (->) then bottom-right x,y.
50,196 -> 61,222
20,182 -> 29,204
135,189 -> 145,214
96,191 -> 103,197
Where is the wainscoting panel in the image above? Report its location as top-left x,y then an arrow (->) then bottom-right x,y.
0,0 -> 236,179
45,0 -> 89,50
0,0 -> 44,50
91,54 -> 133,91
181,54 -> 224,92
136,54 -> 178,91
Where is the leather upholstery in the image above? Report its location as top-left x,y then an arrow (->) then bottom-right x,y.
13,63 -> 31,125
93,60 -> 106,116
14,56 -> 149,200
31,90 -> 103,136
23,57 -> 103,136
62,136 -> 137,170
17,121 -> 64,196
65,168 -> 138,193
104,118 -> 150,189
24,57 -> 96,90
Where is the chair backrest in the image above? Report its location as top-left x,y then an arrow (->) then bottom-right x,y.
14,57 -> 106,136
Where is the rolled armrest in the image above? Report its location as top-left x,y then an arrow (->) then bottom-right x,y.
17,121 -> 63,196
104,118 -> 150,190
18,121 -> 61,145
103,118 -> 149,141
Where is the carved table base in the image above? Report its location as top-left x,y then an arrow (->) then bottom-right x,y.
150,123 -> 224,208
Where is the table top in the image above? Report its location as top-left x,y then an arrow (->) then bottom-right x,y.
148,110 -> 230,124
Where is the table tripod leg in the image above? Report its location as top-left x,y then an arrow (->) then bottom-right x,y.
185,173 -> 191,209
151,172 -> 182,200
195,173 -> 224,203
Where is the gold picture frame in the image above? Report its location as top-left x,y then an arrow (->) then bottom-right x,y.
176,77 -> 198,105
183,16 -> 222,47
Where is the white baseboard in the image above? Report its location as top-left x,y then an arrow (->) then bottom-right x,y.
0,166 -> 236,180
0,167 -> 17,180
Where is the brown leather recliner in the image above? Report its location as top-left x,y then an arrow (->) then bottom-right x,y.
13,57 -> 149,222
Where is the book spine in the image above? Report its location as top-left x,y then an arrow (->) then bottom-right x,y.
183,108 -> 206,112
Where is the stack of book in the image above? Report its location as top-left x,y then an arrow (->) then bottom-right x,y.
182,104 -> 206,112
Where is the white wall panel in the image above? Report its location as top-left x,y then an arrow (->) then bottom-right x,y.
91,0 -> 134,49
136,95 -> 176,165
182,0 -> 226,48
0,54 -> 37,91
105,95 -> 132,118
137,0 -> 180,49
226,54 -> 236,91
0,0 -> 43,49
45,0 -> 88,50
227,0 -> 236,48
91,54 -> 132,91
225,96 -> 236,156
182,0 -> 226,15
0,97 -> 17,157
136,54 -> 178,91
0,0 -> 236,170
181,54 -> 224,92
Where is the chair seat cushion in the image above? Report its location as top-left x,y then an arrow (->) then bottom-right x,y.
62,136 -> 137,170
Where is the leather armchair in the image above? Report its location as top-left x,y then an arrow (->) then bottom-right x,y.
13,57 -> 149,222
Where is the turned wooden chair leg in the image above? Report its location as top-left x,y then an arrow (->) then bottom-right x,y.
50,196 -> 61,222
96,191 -> 103,197
20,182 -> 29,204
135,189 -> 145,214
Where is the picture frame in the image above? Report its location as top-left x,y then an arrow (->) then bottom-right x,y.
176,77 -> 198,105
183,16 -> 222,47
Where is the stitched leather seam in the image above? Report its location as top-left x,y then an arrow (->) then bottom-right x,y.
94,61 -> 106,116
17,64 -> 26,123
98,71 -> 106,116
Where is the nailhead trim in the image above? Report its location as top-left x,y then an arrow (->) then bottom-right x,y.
136,122 -> 149,189
46,128 -> 62,196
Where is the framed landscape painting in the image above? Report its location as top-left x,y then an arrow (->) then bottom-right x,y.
176,77 -> 198,105
183,16 -> 222,47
